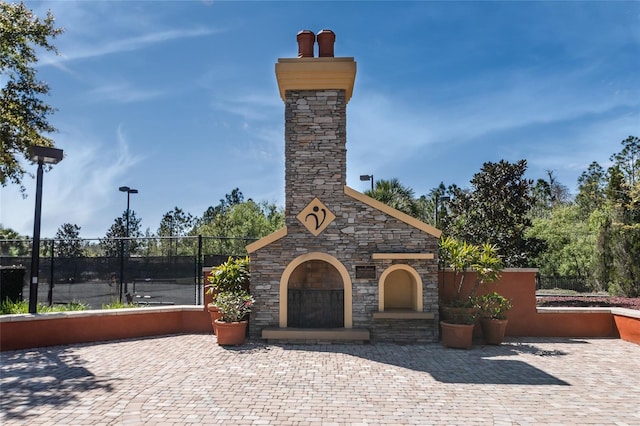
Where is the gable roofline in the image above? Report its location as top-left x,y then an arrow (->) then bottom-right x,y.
344,186 -> 442,238
246,187 -> 441,254
246,226 -> 288,254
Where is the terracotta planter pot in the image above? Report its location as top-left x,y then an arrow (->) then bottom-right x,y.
480,318 -> 508,345
214,320 -> 248,346
207,303 -> 222,335
317,29 -> 335,57
297,30 -> 315,58
440,321 -> 474,349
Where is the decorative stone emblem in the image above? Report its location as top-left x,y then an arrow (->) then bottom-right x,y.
296,198 -> 336,236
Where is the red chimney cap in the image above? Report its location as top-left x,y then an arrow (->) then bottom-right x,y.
296,30 -> 315,58
317,29 -> 336,57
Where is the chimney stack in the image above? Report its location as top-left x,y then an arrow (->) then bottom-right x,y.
276,30 -> 356,103
317,29 -> 336,57
297,30 -> 315,58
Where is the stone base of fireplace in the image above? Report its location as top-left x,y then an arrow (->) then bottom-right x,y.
262,327 -> 370,344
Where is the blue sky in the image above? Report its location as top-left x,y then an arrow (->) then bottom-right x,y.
1,0 -> 639,238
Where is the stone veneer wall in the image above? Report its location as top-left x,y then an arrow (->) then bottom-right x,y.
249,87 -> 439,343
249,190 -> 440,342
284,89 -> 346,218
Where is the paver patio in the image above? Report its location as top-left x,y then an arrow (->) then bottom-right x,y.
1,335 -> 639,425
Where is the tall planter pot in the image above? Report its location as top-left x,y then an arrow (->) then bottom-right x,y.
440,321 -> 474,349
214,320 -> 248,346
480,318 -> 508,345
207,303 -> 222,334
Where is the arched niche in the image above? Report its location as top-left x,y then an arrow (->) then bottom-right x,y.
378,264 -> 423,312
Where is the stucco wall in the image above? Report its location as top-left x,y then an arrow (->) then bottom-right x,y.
0,306 -> 212,351
438,269 -> 623,338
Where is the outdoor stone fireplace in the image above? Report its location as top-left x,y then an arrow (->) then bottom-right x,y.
247,30 -> 441,343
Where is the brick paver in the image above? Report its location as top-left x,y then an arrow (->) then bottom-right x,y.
1,335 -> 639,425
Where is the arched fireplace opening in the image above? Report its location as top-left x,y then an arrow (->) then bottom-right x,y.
287,260 -> 344,328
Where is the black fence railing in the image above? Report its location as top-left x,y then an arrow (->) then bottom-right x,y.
0,236 -> 255,308
535,274 -> 591,293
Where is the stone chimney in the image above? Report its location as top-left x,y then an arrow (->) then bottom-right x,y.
275,30 -> 357,220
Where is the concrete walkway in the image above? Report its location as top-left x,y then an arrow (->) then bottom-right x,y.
1,335 -> 639,425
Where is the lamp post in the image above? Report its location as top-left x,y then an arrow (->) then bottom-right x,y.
118,186 -> 138,301
434,194 -> 450,229
28,146 -> 64,314
359,174 -> 374,192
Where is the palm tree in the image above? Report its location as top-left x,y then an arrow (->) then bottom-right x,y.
365,178 -> 420,218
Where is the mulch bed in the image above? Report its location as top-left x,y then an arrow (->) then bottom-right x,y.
537,296 -> 640,311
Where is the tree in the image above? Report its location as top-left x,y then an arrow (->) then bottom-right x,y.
445,159 -> 543,267
195,200 -> 284,255
415,182 -> 443,226
100,210 -> 142,257
200,188 -> 244,225
158,207 -> 195,238
157,207 -> 195,256
531,170 -> 571,219
365,178 -> 420,218
595,213 -> 640,297
527,205 -> 597,283
0,225 -> 28,256
607,136 -> 640,223
1,1 -> 63,188
610,136 -> 640,188
575,162 -> 606,217
54,223 -> 83,257
608,223 -> 640,297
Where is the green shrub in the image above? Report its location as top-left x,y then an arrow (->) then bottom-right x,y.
479,292 -> 512,320
206,256 -> 249,294
0,299 -> 88,314
102,300 -> 137,309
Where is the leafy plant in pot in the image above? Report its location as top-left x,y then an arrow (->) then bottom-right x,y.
206,256 -> 250,338
479,292 -> 512,345
439,237 -> 503,349
213,290 -> 255,346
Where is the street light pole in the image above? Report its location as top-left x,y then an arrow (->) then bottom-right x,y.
359,174 -> 374,192
28,146 -> 64,314
118,186 -> 138,301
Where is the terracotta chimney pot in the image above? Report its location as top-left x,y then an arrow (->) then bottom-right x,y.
297,30 -> 315,58
317,29 -> 336,57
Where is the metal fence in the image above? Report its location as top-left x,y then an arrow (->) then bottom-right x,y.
535,274 -> 591,293
0,236 -> 255,308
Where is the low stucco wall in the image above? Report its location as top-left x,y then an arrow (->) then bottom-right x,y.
439,269 -> 639,343
613,311 -> 640,344
2,270 -> 638,351
0,306 -> 212,351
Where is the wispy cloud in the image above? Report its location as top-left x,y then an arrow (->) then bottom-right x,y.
346,60 -> 639,193
210,92 -> 281,122
41,27 -> 217,66
87,82 -> 166,104
0,125 -> 144,237
47,125 -> 144,236
352,62 -> 638,150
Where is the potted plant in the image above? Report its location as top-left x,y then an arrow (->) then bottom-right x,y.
439,297 -> 479,350
439,237 -> 503,349
213,290 -> 254,346
479,292 -> 512,345
206,256 -> 250,336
